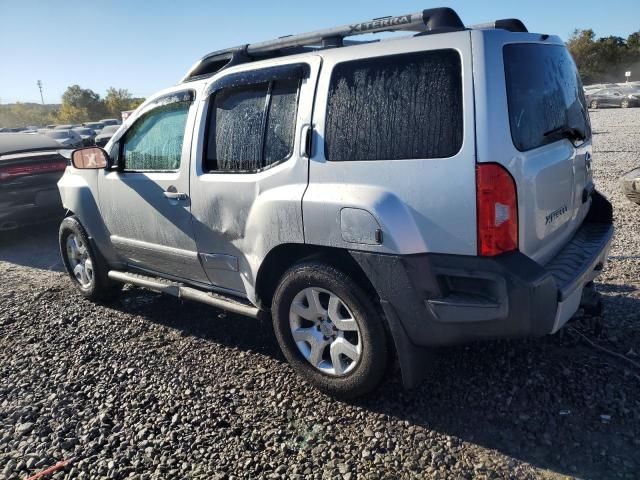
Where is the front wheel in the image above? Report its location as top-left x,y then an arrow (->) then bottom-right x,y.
621,99 -> 630,108
272,261 -> 389,398
590,100 -> 598,109
59,216 -> 121,301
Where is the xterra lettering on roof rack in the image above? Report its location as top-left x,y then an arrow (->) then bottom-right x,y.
180,7 -> 528,83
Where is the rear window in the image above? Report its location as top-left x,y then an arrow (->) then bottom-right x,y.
504,44 -> 591,151
325,49 -> 463,161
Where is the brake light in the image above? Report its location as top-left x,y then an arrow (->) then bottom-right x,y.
0,160 -> 67,181
476,163 -> 518,256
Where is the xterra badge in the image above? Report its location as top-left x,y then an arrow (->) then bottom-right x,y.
545,205 -> 568,225
349,15 -> 412,34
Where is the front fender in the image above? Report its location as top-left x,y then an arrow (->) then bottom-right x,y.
57,169 -> 122,268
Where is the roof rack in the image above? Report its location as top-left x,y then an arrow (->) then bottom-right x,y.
181,7 -> 527,83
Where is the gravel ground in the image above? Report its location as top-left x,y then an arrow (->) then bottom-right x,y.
1,109 -> 639,480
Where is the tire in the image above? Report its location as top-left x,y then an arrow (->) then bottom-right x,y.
590,100 -> 598,109
621,99 -> 630,108
59,216 -> 121,301
272,261 -> 389,398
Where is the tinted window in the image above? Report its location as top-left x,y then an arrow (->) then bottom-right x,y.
122,102 -> 189,171
206,79 -> 299,172
208,83 -> 268,172
324,49 -> 463,161
264,79 -> 298,166
504,44 -> 591,152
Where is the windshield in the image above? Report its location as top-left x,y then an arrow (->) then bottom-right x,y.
504,44 -> 591,151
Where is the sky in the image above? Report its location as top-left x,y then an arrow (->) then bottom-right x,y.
1,0 -> 639,104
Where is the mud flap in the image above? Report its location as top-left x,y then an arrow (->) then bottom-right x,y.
380,300 -> 433,389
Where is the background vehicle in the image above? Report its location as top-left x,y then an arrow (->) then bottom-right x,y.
587,88 -> 640,108
83,121 -> 104,134
94,125 -> 118,147
622,167 -> 640,204
58,8 -> 613,398
43,129 -> 83,148
54,124 -> 79,130
72,127 -> 97,146
0,134 -> 68,230
99,118 -> 121,126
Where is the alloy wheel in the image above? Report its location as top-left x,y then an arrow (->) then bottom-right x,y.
66,234 -> 94,288
289,287 -> 361,376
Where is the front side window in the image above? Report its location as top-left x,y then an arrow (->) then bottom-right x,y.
122,101 -> 190,171
206,78 -> 300,172
325,49 -> 463,161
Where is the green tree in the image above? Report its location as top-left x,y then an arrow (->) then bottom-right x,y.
567,29 -> 600,84
58,85 -> 105,122
0,103 -> 59,128
105,87 -> 133,117
568,29 -> 640,84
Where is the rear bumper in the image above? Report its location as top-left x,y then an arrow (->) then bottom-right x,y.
350,191 -> 613,385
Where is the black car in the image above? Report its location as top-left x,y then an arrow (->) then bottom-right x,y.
0,134 -> 69,230
622,167 -> 640,205
72,127 -> 98,146
587,88 -> 640,109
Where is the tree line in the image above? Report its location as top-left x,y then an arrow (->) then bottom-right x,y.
567,30 -> 640,85
0,85 -> 145,128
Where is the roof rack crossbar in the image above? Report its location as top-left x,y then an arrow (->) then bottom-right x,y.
182,7 -> 464,82
181,8 -> 530,83
246,8 -> 464,55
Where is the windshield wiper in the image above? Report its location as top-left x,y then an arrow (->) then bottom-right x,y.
543,126 -> 587,142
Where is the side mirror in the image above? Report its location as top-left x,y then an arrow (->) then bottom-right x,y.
71,147 -> 109,169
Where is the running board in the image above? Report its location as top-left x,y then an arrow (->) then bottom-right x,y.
107,270 -> 260,319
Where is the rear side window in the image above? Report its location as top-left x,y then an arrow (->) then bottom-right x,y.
325,49 -> 463,161
206,78 -> 300,172
504,44 -> 591,151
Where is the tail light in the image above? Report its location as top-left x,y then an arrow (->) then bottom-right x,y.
476,163 -> 518,256
0,160 -> 67,182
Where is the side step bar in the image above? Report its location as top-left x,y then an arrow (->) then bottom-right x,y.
108,270 -> 260,319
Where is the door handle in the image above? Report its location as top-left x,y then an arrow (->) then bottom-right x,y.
300,124 -> 312,158
163,191 -> 188,200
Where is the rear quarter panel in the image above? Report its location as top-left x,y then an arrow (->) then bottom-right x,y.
305,32 -> 477,256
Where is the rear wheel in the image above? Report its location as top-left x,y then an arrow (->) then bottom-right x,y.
590,100 -> 598,109
59,216 -> 121,301
272,261 -> 389,398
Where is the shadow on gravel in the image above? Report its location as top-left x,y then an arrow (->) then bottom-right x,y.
103,280 -> 640,480
358,288 -> 640,480
110,286 -> 283,360
0,220 -> 63,272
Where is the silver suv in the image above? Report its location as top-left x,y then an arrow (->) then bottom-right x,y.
58,8 -> 613,398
